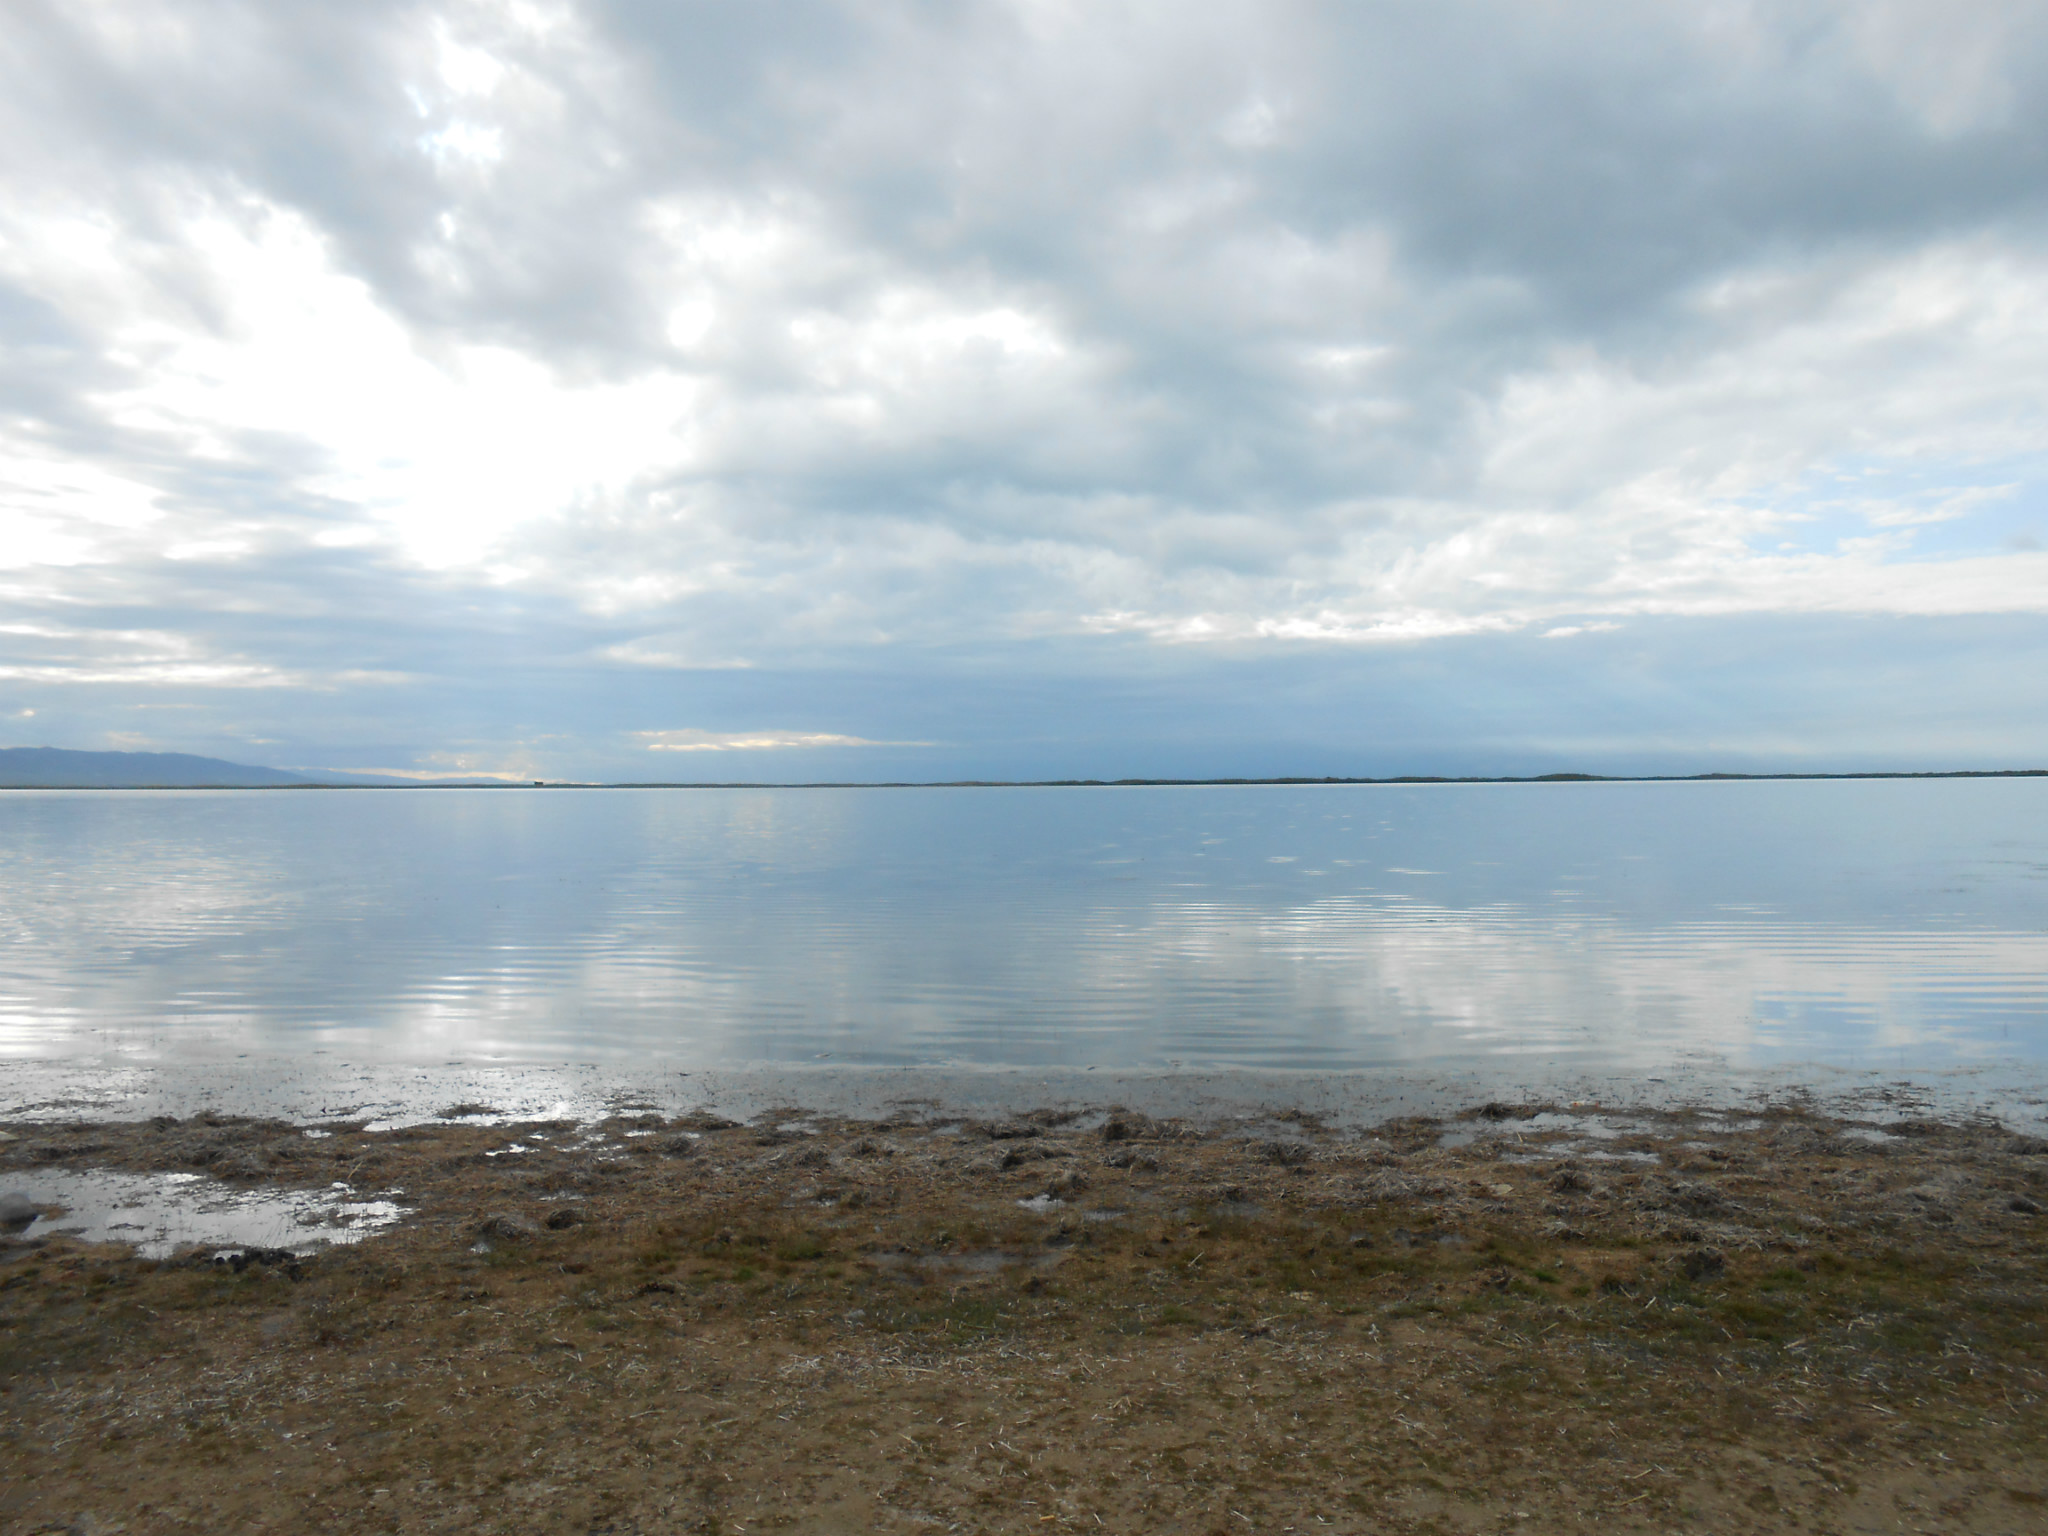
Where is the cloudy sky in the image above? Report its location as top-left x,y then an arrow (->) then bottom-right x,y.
3,0 -> 2046,781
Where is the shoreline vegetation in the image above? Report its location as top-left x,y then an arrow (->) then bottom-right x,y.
3,1101 -> 2044,1532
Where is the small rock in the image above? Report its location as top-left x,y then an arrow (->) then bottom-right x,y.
476,1212 -> 541,1241
0,1191 -> 38,1227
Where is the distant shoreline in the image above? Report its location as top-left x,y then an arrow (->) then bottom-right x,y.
4,768 -> 2046,790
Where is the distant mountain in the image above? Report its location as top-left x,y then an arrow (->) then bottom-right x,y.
0,747 -> 505,788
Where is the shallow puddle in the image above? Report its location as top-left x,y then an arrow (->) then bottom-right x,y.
0,1168 -> 409,1260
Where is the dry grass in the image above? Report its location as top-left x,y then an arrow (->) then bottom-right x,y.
2,1102 -> 2046,1533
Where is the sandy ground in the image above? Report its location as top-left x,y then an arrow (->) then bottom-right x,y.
2,1101 -> 2045,1534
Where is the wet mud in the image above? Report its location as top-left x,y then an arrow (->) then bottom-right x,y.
2,1100 -> 2046,1532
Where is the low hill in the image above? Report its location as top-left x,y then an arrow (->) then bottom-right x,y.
0,748 -> 500,788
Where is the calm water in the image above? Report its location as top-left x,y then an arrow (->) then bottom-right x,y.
0,782 -> 2043,1072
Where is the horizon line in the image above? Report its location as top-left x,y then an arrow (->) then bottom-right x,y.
5,768 -> 2047,790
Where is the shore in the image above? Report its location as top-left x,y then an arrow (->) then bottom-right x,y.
3,1100 -> 2045,1534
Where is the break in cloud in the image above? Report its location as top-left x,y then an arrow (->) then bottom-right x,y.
633,729 -> 929,754
2,0 -> 2046,778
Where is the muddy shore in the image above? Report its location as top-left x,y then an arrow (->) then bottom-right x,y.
3,1101 -> 2046,1534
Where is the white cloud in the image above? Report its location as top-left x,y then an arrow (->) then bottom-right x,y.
3,0 -> 2047,767
633,729 -> 933,752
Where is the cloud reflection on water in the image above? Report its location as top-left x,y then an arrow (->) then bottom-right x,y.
0,782 -> 2042,1073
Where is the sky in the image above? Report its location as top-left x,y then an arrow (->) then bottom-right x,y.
2,0 -> 2047,783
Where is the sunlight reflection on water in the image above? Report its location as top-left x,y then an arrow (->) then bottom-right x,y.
4,1167 -> 407,1259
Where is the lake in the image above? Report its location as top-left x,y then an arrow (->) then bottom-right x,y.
2,781 -> 2043,1089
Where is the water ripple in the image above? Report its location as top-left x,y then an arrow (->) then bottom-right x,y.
0,781 -> 2043,1070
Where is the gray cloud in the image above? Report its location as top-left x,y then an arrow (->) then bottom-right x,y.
3,1 -> 2047,773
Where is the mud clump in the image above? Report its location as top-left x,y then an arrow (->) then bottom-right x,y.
1257,1139 -> 1313,1168
997,1144 -> 1067,1171
1476,1101 -> 1544,1121
210,1246 -> 304,1279
1097,1108 -> 1202,1143
1679,1246 -> 1726,1280
476,1212 -> 541,1241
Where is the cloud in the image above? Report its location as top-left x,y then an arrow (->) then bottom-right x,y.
632,729 -> 933,753
2,1 -> 2047,770
296,764 -> 528,781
